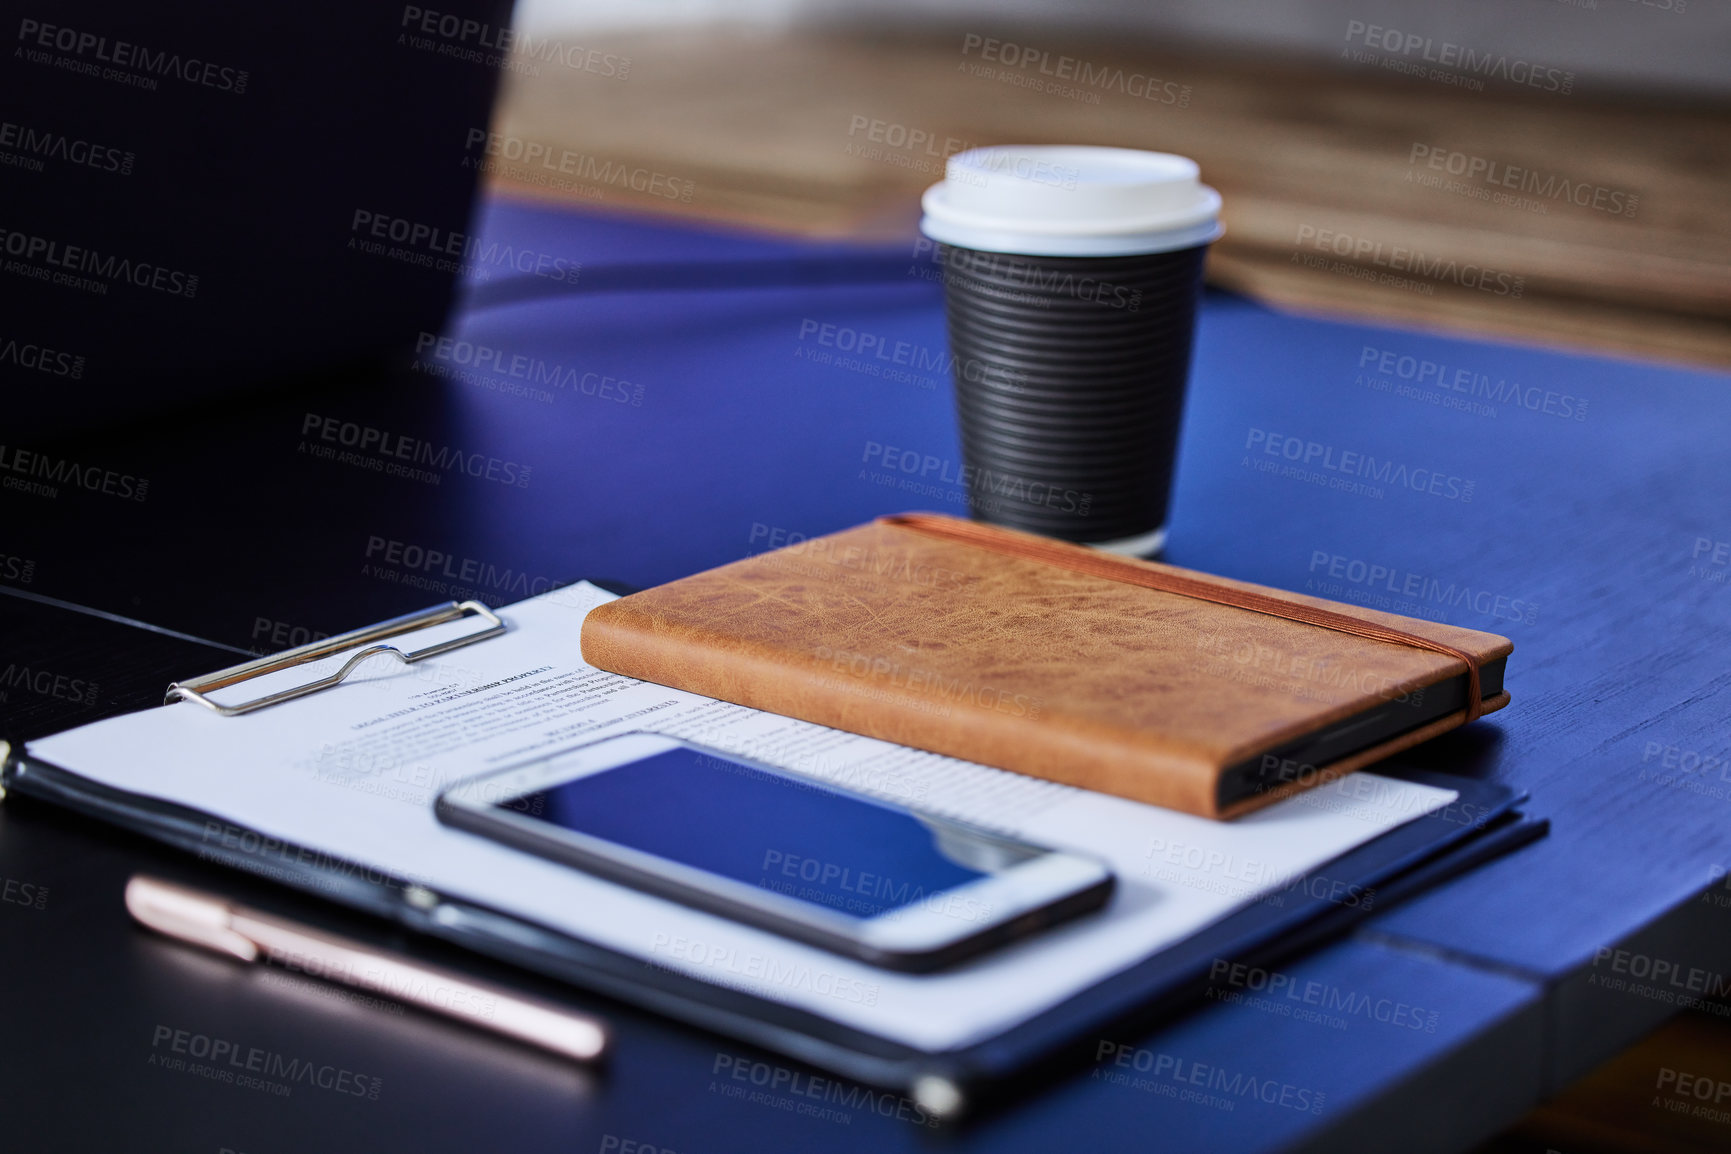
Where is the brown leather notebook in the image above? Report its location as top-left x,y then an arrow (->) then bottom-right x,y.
580,514 -> 1512,818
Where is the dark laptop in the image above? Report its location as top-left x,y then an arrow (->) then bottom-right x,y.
2,1 -> 514,435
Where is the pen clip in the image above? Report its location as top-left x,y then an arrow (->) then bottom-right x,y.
125,875 -> 260,962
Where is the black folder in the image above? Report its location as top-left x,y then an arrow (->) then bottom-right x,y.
0,585 -> 1542,1114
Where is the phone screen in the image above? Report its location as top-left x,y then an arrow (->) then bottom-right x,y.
502,746 -> 1007,920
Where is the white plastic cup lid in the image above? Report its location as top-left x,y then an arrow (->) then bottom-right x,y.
921,145 -> 1223,258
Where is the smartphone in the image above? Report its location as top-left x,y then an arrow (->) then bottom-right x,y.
435,732 -> 1114,971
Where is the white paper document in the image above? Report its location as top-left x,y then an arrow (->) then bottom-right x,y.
29,583 -> 1459,1052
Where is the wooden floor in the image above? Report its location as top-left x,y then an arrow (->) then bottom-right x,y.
1476,1007 -> 1731,1154
487,27 -> 1731,369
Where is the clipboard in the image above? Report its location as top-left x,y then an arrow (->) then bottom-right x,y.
164,600 -> 506,716
0,588 -> 1543,1115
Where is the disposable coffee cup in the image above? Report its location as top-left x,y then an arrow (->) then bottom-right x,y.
920,146 -> 1222,555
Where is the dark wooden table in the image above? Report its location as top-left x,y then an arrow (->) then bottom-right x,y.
3,196 -> 1730,1153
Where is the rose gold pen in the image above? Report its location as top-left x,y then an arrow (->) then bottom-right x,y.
125,875 -> 608,1063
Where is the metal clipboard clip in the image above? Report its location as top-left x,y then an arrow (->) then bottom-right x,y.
165,601 -> 507,717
